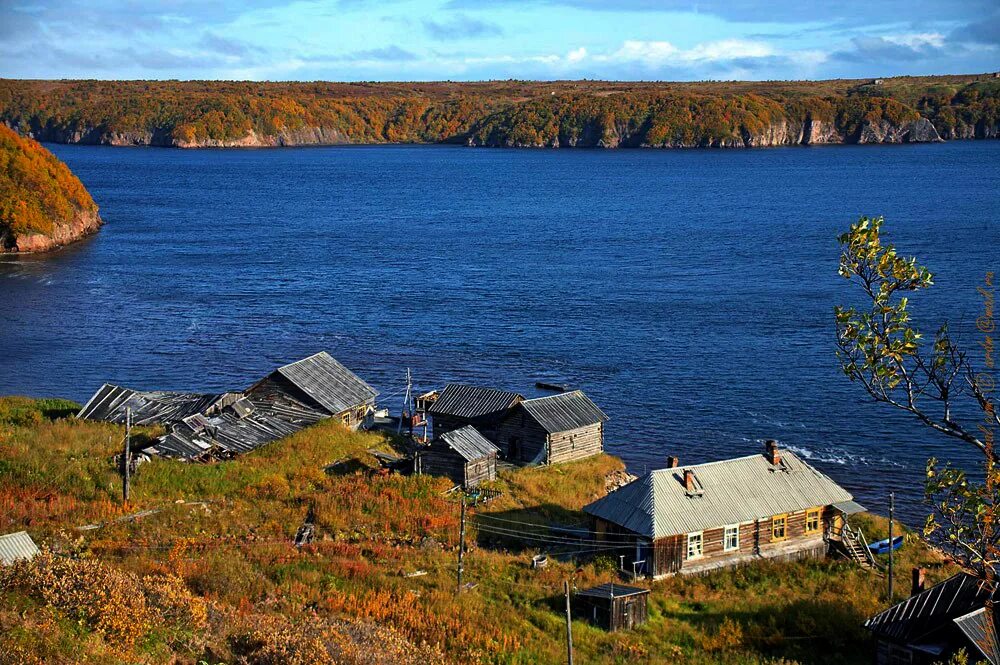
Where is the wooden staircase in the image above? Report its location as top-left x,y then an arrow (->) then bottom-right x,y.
838,524 -> 881,571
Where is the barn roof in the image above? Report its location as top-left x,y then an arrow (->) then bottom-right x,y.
0,531 -> 40,565
865,573 -> 998,663
428,384 -> 523,419
519,390 -> 608,433
77,383 -> 220,425
438,426 -> 500,462
583,450 -> 854,539
576,583 -> 649,600
271,352 -> 378,415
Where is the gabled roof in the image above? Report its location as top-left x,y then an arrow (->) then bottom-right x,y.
77,383 -> 219,425
866,573 -> 997,662
271,352 -> 378,415
428,384 -> 523,419
438,426 -> 500,462
519,390 -> 608,433
583,450 -> 854,539
0,531 -> 40,565
576,583 -> 649,600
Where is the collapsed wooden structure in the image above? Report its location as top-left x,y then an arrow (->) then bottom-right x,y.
77,352 -> 378,461
584,441 -> 863,577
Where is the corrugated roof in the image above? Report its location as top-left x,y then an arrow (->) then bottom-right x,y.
520,390 -> 608,433
576,583 -> 649,599
438,426 -> 500,461
274,352 -> 378,415
583,450 -> 853,538
0,531 -> 40,565
865,573 -> 995,645
77,383 -> 219,425
954,608 -> 1000,665
428,384 -> 523,419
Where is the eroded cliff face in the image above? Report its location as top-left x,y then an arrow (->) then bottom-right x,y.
1,208 -> 103,254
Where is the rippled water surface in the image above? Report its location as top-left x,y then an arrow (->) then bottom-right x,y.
2,141 -> 998,524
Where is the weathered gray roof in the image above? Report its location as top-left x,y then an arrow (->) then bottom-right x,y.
438,426 -> 500,462
0,531 -> 40,565
583,450 -> 853,539
520,390 -> 608,433
576,583 -> 649,600
832,499 -> 867,515
866,573 -> 996,649
77,383 -> 219,425
272,352 -> 378,415
428,384 -> 523,419
954,608 -> 1000,664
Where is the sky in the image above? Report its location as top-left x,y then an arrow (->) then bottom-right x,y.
0,0 -> 998,81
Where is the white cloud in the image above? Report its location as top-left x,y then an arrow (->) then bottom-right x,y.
566,46 -> 587,63
882,32 -> 946,48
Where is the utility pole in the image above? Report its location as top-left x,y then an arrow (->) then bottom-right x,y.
888,491 -> 895,602
564,580 -> 574,665
122,407 -> 132,504
398,368 -> 413,435
457,495 -> 466,595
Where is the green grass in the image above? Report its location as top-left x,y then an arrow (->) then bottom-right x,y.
0,397 -> 960,664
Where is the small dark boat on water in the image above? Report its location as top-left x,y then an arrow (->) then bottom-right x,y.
535,381 -> 571,392
868,535 -> 904,555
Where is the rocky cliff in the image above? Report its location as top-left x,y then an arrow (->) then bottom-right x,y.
0,124 -> 103,253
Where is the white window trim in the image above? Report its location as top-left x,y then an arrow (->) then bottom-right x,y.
723,524 -> 739,552
686,531 -> 704,560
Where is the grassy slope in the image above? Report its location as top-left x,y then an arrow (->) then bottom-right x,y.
0,397 -> 957,664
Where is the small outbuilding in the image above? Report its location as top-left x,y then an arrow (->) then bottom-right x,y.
0,531 -> 40,565
574,583 -> 650,632
428,384 -> 524,442
417,425 -> 499,488
497,390 -> 608,465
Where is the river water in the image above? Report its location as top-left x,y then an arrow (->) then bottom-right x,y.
2,141 -> 997,525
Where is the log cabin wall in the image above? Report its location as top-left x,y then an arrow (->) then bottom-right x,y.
419,448 -> 468,487
463,455 -> 497,487
547,422 -> 603,464
496,409 -> 549,462
432,413 -> 509,444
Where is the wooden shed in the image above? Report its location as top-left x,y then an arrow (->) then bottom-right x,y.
496,390 -> 608,465
416,425 -> 499,488
574,583 -> 649,632
428,384 -> 523,443
247,352 -> 378,429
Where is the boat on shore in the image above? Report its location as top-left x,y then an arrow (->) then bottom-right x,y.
868,535 -> 904,555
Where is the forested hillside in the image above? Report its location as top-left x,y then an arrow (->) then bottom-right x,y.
0,123 -> 101,253
1,75 -> 998,149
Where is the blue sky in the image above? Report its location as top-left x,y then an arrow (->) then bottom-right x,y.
1,0 -> 997,81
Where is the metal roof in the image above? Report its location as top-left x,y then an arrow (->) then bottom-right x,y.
77,383 -> 219,425
273,352 -> 378,415
865,573 -> 995,647
0,531 -> 40,565
438,426 -> 500,462
832,499 -> 867,515
519,390 -> 608,433
954,608 -> 1000,664
583,450 -> 854,538
576,583 -> 649,600
428,384 -> 523,419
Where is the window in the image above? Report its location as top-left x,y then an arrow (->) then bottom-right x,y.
805,508 -> 822,534
772,515 -> 787,540
686,532 -> 703,559
724,525 -> 739,552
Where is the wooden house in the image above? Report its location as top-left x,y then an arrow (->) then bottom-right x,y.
416,425 -> 499,488
428,384 -> 523,442
496,390 -> 608,465
574,583 -> 649,632
583,441 -> 863,577
246,352 -> 378,429
866,572 -> 1000,664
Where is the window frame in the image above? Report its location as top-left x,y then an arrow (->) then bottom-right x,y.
686,531 -> 704,560
723,524 -> 739,552
805,508 -> 822,534
772,514 -> 788,541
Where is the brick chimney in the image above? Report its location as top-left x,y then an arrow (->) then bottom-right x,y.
666,456 -> 679,468
911,567 -> 926,596
683,469 -> 695,491
764,439 -> 781,465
